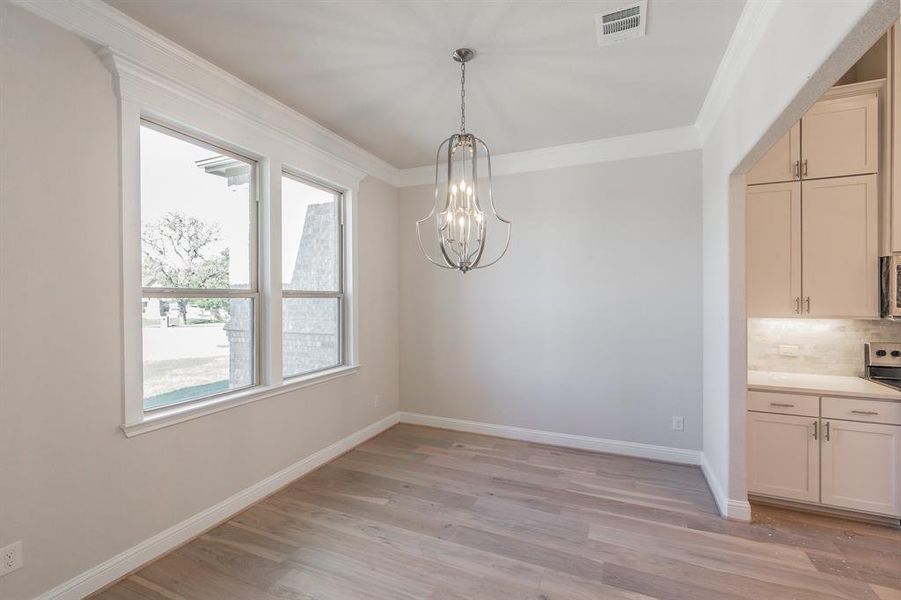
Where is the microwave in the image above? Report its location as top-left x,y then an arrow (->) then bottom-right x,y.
881,256 -> 901,318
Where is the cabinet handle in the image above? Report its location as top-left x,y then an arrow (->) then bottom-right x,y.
811,420 -> 818,440
770,402 -> 795,407
850,410 -> 879,415
802,159 -> 808,177
793,160 -> 800,179
794,297 -> 800,314
804,297 -> 811,313
824,420 -> 831,441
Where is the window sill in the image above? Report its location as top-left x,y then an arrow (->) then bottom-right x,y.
121,365 -> 360,437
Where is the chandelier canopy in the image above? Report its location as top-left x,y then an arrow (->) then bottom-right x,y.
416,48 -> 511,273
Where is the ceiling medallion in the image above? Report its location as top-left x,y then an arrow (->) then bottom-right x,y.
416,48 -> 511,273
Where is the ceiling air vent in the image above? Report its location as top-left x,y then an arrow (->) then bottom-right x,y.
596,0 -> 648,47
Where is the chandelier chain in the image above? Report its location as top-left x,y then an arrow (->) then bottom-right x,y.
460,61 -> 466,133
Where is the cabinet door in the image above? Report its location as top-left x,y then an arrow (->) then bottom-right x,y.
821,420 -> 901,516
802,93 -> 878,178
747,124 -> 801,185
801,175 -> 878,318
746,182 -> 802,317
747,412 -> 819,502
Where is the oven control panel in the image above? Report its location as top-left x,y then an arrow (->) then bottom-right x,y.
865,342 -> 901,366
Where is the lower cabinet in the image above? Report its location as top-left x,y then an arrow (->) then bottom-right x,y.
821,419 -> 901,515
747,412 -> 819,502
748,394 -> 901,518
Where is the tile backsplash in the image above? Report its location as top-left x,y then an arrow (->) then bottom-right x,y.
748,318 -> 901,376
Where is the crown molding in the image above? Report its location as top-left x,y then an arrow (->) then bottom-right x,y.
14,0 -> 773,189
98,48 -> 369,187
11,0 -> 403,186
695,0 -> 782,143
396,125 -> 701,187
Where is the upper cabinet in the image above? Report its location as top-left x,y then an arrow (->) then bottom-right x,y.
746,176 -> 879,319
747,83 -> 882,186
746,182 -> 801,317
746,80 -> 883,319
747,124 -> 801,185
802,175 -> 879,318
802,88 -> 879,179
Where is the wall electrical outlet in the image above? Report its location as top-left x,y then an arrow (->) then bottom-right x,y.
778,344 -> 801,357
373,395 -> 381,408
0,541 -> 22,577
672,416 -> 684,432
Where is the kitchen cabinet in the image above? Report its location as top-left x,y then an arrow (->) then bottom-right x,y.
746,84 -> 880,186
745,81 -> 882,319
747,411 -> 819,503
801,90 -> 879,179
746,175 -> 878,318
746,124 -> 801,185
746,182 -> 801,317
821,419 -> 901,516
801,175 -> 879,317
747,390 -> 901,518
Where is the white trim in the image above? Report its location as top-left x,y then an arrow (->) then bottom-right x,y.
37,412 -> 399,600
700,452 -> 752,521
695,0 -> 782,143
396,126 -> 701,187
398,412 -> 703,465
119,99 -> 143,427
123,366 -> 360,437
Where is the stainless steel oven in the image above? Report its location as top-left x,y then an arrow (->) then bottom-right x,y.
880,256 -> 901,318
864,342 -> 901,391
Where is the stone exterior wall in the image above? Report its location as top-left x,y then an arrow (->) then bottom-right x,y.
226,201 -> 339,382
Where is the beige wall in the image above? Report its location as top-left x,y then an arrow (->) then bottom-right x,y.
0,5 -> 399,598
399,151 -> 703,450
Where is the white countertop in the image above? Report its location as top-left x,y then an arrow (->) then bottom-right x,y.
748,370 -> 901,401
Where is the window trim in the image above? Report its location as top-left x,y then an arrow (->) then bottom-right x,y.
280,169 -> 347,380
114,56 -> 366,436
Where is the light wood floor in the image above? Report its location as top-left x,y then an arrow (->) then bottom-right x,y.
94,424 -> 901,600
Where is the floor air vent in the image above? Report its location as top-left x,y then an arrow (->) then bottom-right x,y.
596,0 -> 648,46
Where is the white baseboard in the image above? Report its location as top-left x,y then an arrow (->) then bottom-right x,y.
36,412 -> 400,600
398,412 -> 703,466
700,452 -> 752,522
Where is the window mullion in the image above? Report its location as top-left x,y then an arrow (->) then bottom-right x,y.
263,160 -> 283,388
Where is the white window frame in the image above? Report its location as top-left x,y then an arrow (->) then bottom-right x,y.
280,171 -> 347,379
113,56 -> 362,437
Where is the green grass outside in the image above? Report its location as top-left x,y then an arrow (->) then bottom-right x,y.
144,379 -> 229,410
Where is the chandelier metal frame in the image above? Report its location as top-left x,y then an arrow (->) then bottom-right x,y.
416,48 -> 511,273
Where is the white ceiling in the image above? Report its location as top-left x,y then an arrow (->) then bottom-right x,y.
105,0 -> 746,169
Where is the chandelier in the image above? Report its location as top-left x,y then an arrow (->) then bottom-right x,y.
416,48 -> 511,273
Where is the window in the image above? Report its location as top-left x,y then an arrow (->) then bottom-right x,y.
281,173 -> 345,378
139,121 -> 258,410
123,110 -> 357,434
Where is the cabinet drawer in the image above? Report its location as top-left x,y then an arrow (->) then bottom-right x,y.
748,391 -> 819,416
822,397 -> 901,425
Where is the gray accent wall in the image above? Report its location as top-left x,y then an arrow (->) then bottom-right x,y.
399,151 -> 704,450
